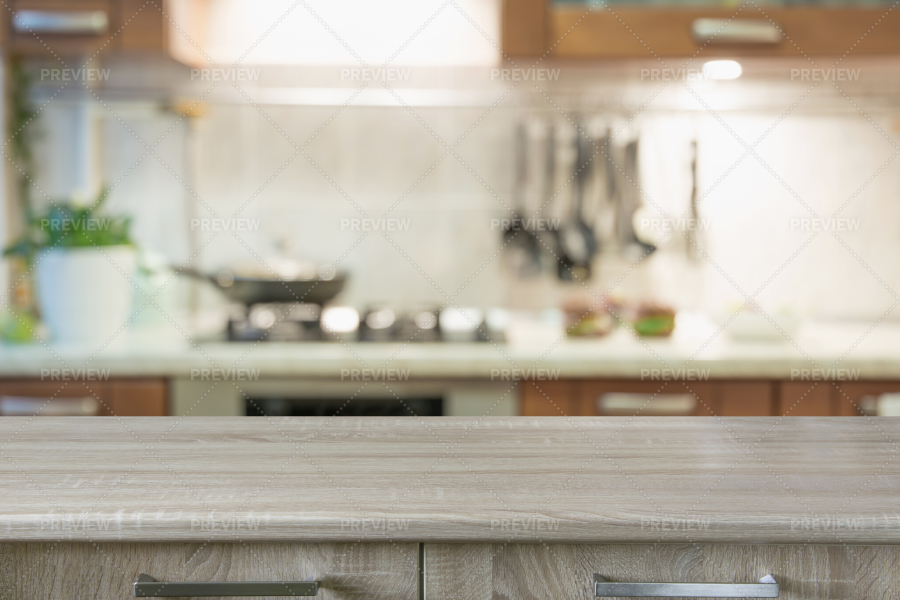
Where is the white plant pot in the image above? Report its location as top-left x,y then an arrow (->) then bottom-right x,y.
35,246 -> 137,345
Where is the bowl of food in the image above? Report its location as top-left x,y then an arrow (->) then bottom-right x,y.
631,303 -> 676,337
562,296 -> 618,338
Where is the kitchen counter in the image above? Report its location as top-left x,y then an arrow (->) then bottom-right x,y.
1,417 -> 898,544
1,321 -> 900,379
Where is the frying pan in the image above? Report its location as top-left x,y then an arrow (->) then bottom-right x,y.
176,268 -> 347,306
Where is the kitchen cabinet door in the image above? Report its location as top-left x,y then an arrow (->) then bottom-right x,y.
1,542 -> 418,600
835,380 -> 900,416
108,378 -> 168,416
116,0 -> 208,66
425,543 -> 900,600
504,0 -> 900,58
520,379 -> 582,416
7,0 -> 111,55
0,378 -> 112,416
778,380 -> 834,416
713,381 -> 773,416
0,377 -> 167,416
6,0 -> 207,65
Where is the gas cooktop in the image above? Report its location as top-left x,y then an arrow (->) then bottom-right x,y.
225,303 -> 501,343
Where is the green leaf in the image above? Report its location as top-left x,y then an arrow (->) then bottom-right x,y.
3,188 -> 135,263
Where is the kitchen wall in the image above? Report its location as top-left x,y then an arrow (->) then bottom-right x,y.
47,90 -> 896,323
17,0 -> 900,325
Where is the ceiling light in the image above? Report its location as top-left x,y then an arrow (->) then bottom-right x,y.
702,60 -> 742,80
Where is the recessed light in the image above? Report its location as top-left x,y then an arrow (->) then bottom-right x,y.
702,60 -> 743,80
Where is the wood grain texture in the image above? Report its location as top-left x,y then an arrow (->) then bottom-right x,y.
0,542 -> 417,600
0,417 -> 899,543
426,544 -> 900,600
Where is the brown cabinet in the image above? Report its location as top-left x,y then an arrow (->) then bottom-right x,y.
0,377 -> 168,416
115,0 -> 207,65
504,0 -> 900,59
5,0 -> 207,64
521,379 -> 581,416
107,378 -> 169,416
519,378 -> 892,417
834,380 -> 900,416
713,380 -> 773,416
7,0 -> 110,55
522,378 -> 775,417
778,380 -> 834,416
426,543 -> 900,600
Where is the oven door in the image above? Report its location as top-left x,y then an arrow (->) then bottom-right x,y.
170,378 -> 517,417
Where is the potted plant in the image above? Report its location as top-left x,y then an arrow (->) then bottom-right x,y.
4,192 -> 137,345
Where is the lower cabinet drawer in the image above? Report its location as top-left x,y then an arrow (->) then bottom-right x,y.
0,542 -> 418,600
425,543 -> 899,599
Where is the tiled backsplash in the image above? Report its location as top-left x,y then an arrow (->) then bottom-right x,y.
17,58 -> 900,323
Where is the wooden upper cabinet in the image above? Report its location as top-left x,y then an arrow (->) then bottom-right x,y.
116,0 -> 208,66
7,0 -> 207,65
503,0 -> 900,58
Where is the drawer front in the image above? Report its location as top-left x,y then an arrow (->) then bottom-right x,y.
0,378 -> 168,416
1,542 -> 418,600
425,544 -> 899,600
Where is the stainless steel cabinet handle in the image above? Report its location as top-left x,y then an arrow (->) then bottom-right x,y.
594,574 -> 778,598
0,396 -> 99,416
133,574 -> 318,597
597,393 -> 696,416
13,10 -> 108,35
692,18 -> 782,44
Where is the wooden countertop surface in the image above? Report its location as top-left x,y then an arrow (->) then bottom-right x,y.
0,417 -> 897,544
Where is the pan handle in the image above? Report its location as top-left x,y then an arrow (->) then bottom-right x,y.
172,267 -> 234,288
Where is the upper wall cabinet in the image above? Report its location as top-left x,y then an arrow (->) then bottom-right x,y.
503,0 -> 900,58
6,0 -> 207,65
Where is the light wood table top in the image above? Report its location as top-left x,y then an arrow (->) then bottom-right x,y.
0,417 -> 897,543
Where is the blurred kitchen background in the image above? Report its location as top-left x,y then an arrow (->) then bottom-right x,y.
2,0 -> 900,418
